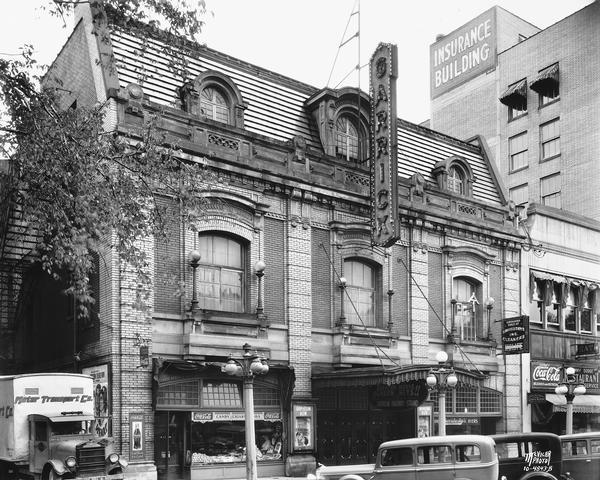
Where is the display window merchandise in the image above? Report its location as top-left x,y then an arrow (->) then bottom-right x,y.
154,367 -> 290,477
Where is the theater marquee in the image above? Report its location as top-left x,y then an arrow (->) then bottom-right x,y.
370,43 -> 399,247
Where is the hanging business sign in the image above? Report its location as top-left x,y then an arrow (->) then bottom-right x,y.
370,42 -> 399,247
501,315 -> 530,355
430,8 -> 497,98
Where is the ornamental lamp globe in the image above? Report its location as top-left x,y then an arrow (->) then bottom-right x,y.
224,359 -> 239,376
250,358 -> 264,374
555,384 -> 568,396
573,385 -> 586,396
435,351 -> 448,364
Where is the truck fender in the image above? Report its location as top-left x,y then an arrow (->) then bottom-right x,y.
45,459 -> 69,476
107,457 -> 128,475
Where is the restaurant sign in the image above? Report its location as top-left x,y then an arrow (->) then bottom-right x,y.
501,315 -> 529,355
531,361 -> 600,393
370,43 -> 399,247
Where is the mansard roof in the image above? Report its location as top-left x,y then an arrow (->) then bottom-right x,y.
102,13 -> 504,207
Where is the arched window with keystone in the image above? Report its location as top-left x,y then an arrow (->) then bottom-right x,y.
179,70 -> 248,128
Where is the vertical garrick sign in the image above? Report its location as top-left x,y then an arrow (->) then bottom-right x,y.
370,43 -> 399,247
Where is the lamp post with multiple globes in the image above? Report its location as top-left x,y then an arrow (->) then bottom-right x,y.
554,366 -> 586,434
224,343 -> 269,480
426,351 -> 458,436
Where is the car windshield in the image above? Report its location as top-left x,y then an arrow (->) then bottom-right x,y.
52,420 -> 92,435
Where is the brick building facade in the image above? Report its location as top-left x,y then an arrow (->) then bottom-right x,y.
430,2 -> 600,220
429,3 -> 600,435
0,4 -> 530,480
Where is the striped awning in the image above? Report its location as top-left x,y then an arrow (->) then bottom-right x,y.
530,64 -> 559,94
499,79 -> 527,109
545,394 -> 600,414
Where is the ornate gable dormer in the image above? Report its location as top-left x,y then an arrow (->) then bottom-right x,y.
179,70 -> 248,128
432,155 -> 475,197
305,87 -> 370,165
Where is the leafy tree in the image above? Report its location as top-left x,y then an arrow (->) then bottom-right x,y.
0,0 -> 210,316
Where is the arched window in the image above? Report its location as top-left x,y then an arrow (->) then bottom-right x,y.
453,277 -> 480,341
336,116 -> 359,162
197,233 -> 245,312
344,259 -> 375,326
447,166 -> 465,195
200,86 -> 230,124
432,156 -> 474,197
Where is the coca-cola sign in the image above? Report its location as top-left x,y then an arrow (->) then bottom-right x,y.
531,363 -> 562,389
531,362 -> 600,393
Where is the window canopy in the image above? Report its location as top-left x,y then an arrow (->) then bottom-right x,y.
499,79 -> 527,109
530,64 -> 559,95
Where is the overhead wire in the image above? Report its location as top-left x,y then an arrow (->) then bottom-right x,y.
319,242 -> 401,369
396,255 -> 485,376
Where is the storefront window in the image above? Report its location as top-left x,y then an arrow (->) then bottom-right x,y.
189,419 -> 283,465
564,287 -> 577,331
202,381 -> 242,408
157,380 -> 200,408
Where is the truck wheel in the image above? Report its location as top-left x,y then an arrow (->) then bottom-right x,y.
42,465 -> 62,480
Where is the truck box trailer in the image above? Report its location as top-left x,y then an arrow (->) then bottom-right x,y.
0,373 -> 126,480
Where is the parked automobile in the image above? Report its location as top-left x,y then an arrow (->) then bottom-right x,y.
316,434 -> 498,480
561,432 -> 600,480
492,432 -> 563,480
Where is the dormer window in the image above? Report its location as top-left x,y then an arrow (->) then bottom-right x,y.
447,166 -> 465,195
200,87 -> 229,123
336,116 -> 359,161
432,156 -> 474,197
304,87 -> 370,165
179,70 -> 247,128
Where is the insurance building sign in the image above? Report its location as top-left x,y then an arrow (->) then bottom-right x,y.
370,43 -> 399,247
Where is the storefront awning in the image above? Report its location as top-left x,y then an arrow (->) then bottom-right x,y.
531,270 -> 600,290
312,364 -> 486,389
530,64 -> 559,94
152,358 -> 295,409
499,79 -> 527,109
545,394 -> 600,414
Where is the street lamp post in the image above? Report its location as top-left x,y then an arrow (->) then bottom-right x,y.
188,250 -> 201,333
426,351 -> 458,436
338,277 -> 347,325
254,260 -> 266,317
555,366 -> 586,434
485,297 -> 495,340
224,343 -> 269,480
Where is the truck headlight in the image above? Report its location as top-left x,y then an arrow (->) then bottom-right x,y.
66,456 -> 77,469
108,453 -> 120,464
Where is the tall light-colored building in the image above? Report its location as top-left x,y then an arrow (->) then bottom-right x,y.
430,2 -> 600,220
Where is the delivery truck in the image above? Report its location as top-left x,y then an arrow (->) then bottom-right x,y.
0,373 -> 127,480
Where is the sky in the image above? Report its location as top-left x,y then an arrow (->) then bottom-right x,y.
0,0 -> 593,124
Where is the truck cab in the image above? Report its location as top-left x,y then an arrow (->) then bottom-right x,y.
28,413 -> 126,480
